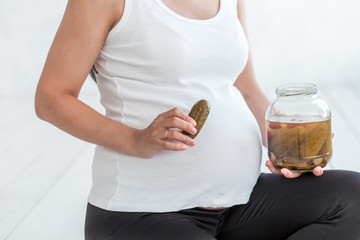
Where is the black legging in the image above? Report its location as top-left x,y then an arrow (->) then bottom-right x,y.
85,170 -> 360,240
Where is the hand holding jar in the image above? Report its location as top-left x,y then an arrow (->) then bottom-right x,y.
265,83 -> 332,178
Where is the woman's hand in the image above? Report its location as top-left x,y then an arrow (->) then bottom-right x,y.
265,160 -> 323,178
132,108 -> 197,159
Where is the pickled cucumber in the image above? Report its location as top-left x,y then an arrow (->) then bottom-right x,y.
301,123 -> 328,158
183,99 -> 210,139
267,120 -> 332,171
268,126 -> 306,159
318,127 -> 333,160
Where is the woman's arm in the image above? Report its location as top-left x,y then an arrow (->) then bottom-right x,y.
234,0 -> 322,178
35,0 -> 196,158
234,0 -> 269,146
35,0 -> 135,154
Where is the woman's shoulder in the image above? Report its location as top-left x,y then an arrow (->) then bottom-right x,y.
67,0 -> 125,32
105,0 -> 126,31
97,0 -> 126,31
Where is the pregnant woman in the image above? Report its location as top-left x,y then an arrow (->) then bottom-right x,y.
35,0 -> 360,239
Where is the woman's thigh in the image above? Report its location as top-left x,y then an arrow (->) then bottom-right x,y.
85,203 -> 217,240
217,170 -> 360,240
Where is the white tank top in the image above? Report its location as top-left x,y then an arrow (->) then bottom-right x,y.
88,0 -> 262,212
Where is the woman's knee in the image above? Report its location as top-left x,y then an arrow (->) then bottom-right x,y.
322,170 -> 360,211
325,170 -> 360,193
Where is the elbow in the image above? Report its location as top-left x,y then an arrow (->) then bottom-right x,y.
34,91 -> 48,121
34,81 -> 78,122
34,88 -> 56,121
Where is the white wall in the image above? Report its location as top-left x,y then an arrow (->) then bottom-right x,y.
0,0 -> 68,96
246,0 -> 360,89
0,0 -> 359,96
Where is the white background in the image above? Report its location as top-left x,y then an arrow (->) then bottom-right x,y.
0,0 -> 359,96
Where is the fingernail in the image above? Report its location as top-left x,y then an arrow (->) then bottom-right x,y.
181,145 -> 187,150
192,120 -> 197,126
282,169 -> 289,176
192,128 -> 197,134
190,140 -> 196,146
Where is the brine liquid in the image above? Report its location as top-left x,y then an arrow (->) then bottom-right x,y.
267,119 -> 332,172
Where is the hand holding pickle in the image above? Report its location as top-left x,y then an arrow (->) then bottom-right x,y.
133,100 -> 210,159
133,107 -> 197,159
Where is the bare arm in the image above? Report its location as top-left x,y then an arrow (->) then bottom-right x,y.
35,0 -> 196,158
234,0 -> 269,146
235,0 -> 323,178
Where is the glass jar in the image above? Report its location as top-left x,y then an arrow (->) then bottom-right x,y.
265,83 -> 332,172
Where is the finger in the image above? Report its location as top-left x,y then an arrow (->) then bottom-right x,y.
160,129 -> 169,140
167,130 -> 196,147
266,160 -> 303,178
313,166 -> 323,176
280,168 -> 302,178
159,108 -> 197,126
185,115 -> 197,127
163,117 -> 197,135
265,160 -> 282,175
159,139 -> 188,151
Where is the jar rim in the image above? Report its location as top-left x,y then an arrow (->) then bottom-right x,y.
276,83 -> 317,97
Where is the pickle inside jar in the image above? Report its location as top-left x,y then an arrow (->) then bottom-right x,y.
267,120 -> 332,172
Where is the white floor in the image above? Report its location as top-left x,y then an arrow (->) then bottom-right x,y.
0,81 -> 359,240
